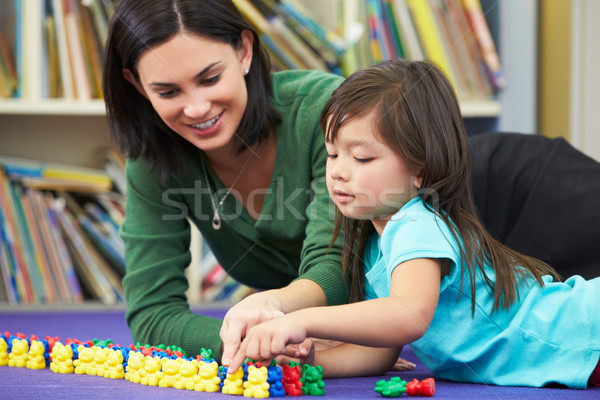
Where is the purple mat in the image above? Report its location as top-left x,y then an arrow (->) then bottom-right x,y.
1,310 -> 598,399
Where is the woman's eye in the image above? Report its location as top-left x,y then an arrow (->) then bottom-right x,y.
354,157 -> 374,164
202,74 -> 221,85
158,89 -> 178,99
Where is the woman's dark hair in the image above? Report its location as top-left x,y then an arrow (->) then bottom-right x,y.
103,0 -> 280,180
321,59 -> 559,312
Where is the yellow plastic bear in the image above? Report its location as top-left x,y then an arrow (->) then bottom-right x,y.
49,342 -> 74,374
103,349 -> 125,379
174,359 -> 200,390
125,351 -> 146,382
89,346 -> 110,377
158,357 -> 181,388
243,365 -> 270,398
222,365 -> 245,395
26,340 -> 46,370
139,356 -> 162,386
73,346 -> 94,374
195,360 -> 221,392
0,338 -> 8,366
8,338 -> 29,368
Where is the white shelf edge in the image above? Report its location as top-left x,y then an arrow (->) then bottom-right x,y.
460,100 -> 502,118
0,99 -> 106,116
0,99 -> 501,118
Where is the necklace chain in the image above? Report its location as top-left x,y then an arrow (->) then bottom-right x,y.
201,151 -> 253,230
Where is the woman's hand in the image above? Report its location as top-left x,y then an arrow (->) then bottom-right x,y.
220,279 -> 327,367
220,290 -> 284,366
227,314 -> 308,372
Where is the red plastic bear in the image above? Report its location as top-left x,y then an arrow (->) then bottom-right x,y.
282,363 -> 303,396
406,378 -> 435,397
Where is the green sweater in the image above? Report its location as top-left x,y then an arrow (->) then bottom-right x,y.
121,70 -> 347,360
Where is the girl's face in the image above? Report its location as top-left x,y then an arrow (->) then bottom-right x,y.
126,31 -> 253,154
325,111 -> 422,234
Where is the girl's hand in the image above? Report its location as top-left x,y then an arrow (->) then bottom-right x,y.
227,314 -> 308,372
392,356 -> 416,371
220,290 -> 284,366
275,338 -> 316,367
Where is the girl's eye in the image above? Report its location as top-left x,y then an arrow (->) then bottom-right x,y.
355,157 -> 374,164
327,153 -> 338,159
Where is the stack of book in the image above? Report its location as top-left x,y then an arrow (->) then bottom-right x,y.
0,0 -> 116,100
342,0 -> 504,100
236,0 -> 503,100
0,155 -> 125,305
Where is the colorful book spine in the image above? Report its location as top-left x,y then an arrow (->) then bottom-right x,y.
406,0 -> 455,82
460,0 -> 505,89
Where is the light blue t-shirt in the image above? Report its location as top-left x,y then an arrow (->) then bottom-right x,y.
364,197 -> 600,388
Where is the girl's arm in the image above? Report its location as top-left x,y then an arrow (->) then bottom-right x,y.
227,257 -> 441,372
313,344 -> 402,378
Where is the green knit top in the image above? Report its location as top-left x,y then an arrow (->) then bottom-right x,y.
121,69 -> 348,360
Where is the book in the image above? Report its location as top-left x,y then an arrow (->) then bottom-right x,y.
445,0 -> 491,98
0,155 -> 113,190
51,195 -> 120,305
428,0 -> 469,99
19,187 -> 59,303
79,0 -> 103,98
406,0 -> 456,84
460,0 -> 505,90
28,189 -> 79,303
81,0 -> 109,48
0,168 -> 34,303
233,0 -> 309,70
8,183 -> 47,303
435,0 -> 490,99
277,2 -> 341,71
0,30 -> 17,97
52,0 -> 75,98
41,192 -> 83,302
21,0 -> 44,100
64,0 -> 92,99
391,0 -> 426,60
43,1 -> 63,98
0,200 -> 19,304
0,3 -> 18,96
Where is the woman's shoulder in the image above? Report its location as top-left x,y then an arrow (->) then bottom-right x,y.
270,69 -> 344,102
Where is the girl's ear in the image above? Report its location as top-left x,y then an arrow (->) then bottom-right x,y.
122,68 -> 148,99
414,169 -> 424,189
239,29 -> 254,73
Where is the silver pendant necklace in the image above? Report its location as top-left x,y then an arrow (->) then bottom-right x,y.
201,151 -> 253,230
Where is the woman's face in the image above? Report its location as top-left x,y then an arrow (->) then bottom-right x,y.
130,31 -> 253,153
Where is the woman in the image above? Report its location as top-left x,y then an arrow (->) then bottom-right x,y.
103,0 -> 600,364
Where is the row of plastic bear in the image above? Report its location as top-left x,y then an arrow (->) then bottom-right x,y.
0,331 -> 326,397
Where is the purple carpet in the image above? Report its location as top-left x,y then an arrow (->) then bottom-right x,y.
1,309 -> 598,399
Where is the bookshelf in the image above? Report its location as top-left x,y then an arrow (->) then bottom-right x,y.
1,0 -> 507,307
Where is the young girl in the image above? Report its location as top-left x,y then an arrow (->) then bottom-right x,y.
227,59 -> 600,388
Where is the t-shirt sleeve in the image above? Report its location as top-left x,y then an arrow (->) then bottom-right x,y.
381,201 -> 461,292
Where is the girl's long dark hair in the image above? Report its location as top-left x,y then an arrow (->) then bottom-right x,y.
103,0 -> 280,180
322,59 -> 558,313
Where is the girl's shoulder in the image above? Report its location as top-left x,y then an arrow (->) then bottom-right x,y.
381,197 -> 458,258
